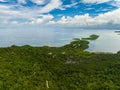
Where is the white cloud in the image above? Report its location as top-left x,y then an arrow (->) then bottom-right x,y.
82,0 -> 120,8
0,4 -> 38,25
0,0 -> 120,28
0,5 -> 20,20
82,0 -> 111,4
0,0 -> 77,26
48,14 -> 93,26
48,8 -> 120,26
11,21 -> 18,24
111,0 -> 120,7
0,0 -> 62,23
40,0 -> 62,13
60,2 -> 79,10
0,6 -> 54,25
31,0 -> 45,5
59,1 -> 81,10
18,0 -> 26,4
0,0 -> 7,2
30,0 -> 63,13
29,14 -> 54,24
63,2 -> 78,8
1,2 -> 120,27
95,8 -> 120,24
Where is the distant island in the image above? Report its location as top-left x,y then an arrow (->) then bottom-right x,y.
115,31 -> 120,33
114,31 -> 120,35
1,34 -> 120,90
82,34 -> 99,40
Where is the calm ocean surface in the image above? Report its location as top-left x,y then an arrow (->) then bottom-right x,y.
0,28 -> 120,53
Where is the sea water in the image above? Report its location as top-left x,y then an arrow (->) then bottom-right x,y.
0,27 -> 120,53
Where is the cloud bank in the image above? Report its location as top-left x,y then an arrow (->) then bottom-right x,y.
47,8 -> 120,27
0,0 -> 120,29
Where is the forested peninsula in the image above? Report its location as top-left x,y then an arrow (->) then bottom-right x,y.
0,35 -> 120,90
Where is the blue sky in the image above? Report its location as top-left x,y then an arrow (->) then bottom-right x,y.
0,0 -> 120,29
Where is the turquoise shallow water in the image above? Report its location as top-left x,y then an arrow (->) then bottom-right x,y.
0,28 -> 120,53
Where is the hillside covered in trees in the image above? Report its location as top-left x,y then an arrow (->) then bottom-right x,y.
0,35 -> 120,90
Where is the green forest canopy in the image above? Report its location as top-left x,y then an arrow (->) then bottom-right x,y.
0,34 -> 120,90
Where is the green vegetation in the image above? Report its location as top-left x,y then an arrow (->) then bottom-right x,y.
82,34 -> 99,40
0,35 -> 120,90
